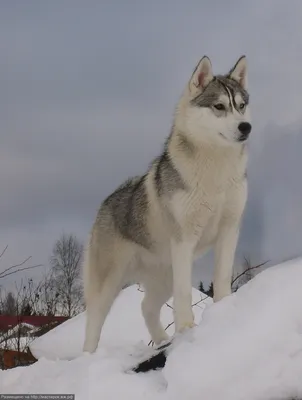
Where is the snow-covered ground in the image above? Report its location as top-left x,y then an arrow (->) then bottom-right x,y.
28,285 -> 211,361
1,259 -> 302,400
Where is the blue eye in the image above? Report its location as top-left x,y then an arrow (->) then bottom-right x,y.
239,103 -> 245,110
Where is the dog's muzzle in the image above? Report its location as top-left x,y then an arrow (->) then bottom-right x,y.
237,122 -> 252,142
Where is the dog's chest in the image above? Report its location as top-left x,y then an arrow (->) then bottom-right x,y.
170,185 -> 225,228
169,161 -> 243,230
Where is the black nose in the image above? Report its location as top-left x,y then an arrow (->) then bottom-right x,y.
238,122 -> 252,141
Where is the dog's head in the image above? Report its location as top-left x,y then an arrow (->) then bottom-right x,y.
176,55 -> 251,146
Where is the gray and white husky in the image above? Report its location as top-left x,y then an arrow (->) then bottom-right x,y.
83,55 -> 251,353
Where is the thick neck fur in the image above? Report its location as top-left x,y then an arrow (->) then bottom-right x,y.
167,126 -> 247,192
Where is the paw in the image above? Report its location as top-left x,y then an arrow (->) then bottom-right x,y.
152,330 -> 170,346
83,340 -> 98,354
213,285 -> 232,302
178,320 -> 195,332
213,291 -> 231,303
175,314 -> 196,333
175,308 -> 195,333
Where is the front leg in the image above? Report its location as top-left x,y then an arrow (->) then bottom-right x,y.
213,224 -> 240,302
171,239 -> 195,333
213,181 -> 247,302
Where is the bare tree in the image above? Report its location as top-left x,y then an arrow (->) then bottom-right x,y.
0,274 -> 61,319
0,280 -> 38,358
33,271 -> 60,316
0,277 -> 62,367
1,291 -> 17,315
50,233 -> 84,317
1,279 -> 37,318
0,245 -> 42,280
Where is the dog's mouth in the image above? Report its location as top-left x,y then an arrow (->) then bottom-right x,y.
219,132 -> 246,144
237,133 -> 249,142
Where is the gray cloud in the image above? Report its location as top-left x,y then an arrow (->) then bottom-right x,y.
1,1 -> 302,289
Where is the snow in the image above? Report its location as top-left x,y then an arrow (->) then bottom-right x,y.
7,323 -> 36,334
29,285 -> 211,360
0,337 -> 32,352
0,323 -> 38,351
1,259 -> 302,400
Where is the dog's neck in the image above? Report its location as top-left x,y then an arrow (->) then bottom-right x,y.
169,127 -> 247,160
167,127 -> 248,187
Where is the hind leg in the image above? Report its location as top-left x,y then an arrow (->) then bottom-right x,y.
83,236 -> 133,353
141,277 -> 172,345
83,273 -> 123,353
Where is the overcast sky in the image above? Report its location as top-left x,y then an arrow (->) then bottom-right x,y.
1,0 -> 302,290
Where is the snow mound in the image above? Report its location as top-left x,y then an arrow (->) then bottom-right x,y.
2,259 -> 302,400
29,285 -> 211,360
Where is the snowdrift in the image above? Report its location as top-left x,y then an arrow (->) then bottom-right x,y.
29,285 -> 211,360
1,258 -> 302,400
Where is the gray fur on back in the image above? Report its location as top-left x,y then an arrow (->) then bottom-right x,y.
97,133 -> 187,250
102,175 -> 151,249
153,136 -> 186,197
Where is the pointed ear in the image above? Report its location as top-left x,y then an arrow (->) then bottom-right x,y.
189,56 -> 213,94
229,55 -> 248,89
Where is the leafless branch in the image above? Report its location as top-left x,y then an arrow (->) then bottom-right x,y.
231,259 -> 269,288
0,264 -> 43,279
0,245 -> 8,259
146,292 -> 210,347
0,247 -> 43,280
192,294 -> 210,307
0,256 -> 32,277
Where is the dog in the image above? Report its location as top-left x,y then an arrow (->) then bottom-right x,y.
82,55 -> 251,354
